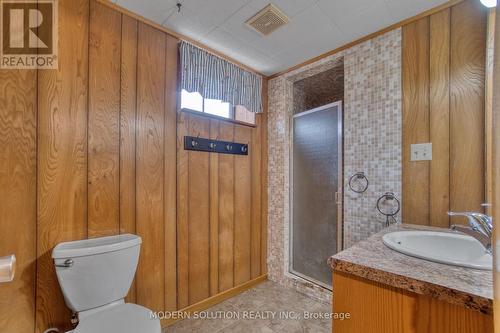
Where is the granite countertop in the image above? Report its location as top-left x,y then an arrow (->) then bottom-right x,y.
328,224 -> 493,314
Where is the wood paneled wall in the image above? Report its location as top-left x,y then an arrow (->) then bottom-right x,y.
402,0 -> 487,227
176,111 -> 266,308
0,1 -> 268,332
0,64 -> 37,333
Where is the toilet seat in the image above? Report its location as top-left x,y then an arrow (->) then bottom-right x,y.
74,303 -> 161,333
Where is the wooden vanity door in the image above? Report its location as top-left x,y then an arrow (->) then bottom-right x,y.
332,272 -> 493,333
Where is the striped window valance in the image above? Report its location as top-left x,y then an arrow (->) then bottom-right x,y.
180,41 -> 263,113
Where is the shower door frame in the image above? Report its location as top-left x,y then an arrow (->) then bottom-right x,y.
288,101 -> 343,290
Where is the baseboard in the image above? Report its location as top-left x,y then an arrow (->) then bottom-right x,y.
161,274 -> 268,327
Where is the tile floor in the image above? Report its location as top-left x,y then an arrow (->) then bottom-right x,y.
163,281 -> 332,333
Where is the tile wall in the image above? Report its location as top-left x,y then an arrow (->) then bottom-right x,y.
266,28 -> 402,301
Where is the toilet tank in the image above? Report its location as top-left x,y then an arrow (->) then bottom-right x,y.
52,234 -> 141,312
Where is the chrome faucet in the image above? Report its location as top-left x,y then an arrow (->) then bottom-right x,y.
448,211 -> 493,254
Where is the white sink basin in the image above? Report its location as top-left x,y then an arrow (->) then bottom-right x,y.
382,231 -> 492,270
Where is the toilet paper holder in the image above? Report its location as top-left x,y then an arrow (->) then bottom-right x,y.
0,254 -> 16,283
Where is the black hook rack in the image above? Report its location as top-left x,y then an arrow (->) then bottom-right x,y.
184,136 -> 248,155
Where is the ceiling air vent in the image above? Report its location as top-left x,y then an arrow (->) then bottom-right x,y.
246,4 -> 289,36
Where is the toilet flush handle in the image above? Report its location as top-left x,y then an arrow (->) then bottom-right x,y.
0,255 -> 16,282
55,258 -> 74,268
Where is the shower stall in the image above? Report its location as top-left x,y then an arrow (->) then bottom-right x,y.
290,101 -> 343,289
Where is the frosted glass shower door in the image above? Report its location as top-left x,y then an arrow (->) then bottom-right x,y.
290,102 -> 342,289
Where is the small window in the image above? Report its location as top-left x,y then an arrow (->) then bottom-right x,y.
180,89 -> 203,112
180,89 -> 255,126
205,98 -> 231,118
235,105 -> 255,125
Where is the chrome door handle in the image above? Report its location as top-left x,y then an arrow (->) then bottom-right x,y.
55,258 -> 74,268
335,191 -> 342,205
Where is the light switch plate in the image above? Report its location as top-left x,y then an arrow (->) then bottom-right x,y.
410,143 -> 432,161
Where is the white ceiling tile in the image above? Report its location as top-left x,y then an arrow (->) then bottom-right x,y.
270,16 -> 348,73
203,28 -> 276,74
163,6 -> 219,42
204,28 -> 263,61
118,0 -> 449,74
180,0 -> 250,27
117,0 -> 177,24
317,0 -> 387,19
243,31 -> 293,58
256,58 -> 284,76
219,3 -> 263,44
246,4 -> 342,58
247,0 -> 317,18
320,1 -> 395,41
385,0 -> 448,22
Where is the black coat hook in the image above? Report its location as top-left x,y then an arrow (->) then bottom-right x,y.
184,136 -> 248,155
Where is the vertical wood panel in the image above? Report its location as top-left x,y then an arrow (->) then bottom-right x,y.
36,0 -> 89,331
136,22 -> 166,311
251,115 -> 262,279
234,125 -> 252,285
450,0 -> 486,214
177,111 -> 189,309
260,80 -> 269,275
164,34 -> 178,311
120,14 -> 138,303
187,115 -> 210,305
485,9 -> 495,214
209,119 -> 220,296
491,4 -> 500,328
176,113 -> 264,304
88,0 -> 121,237
429,9 -> 450,228
402,1 -> 487,228
402,17 -> 430,226
0,70 -> 36,333
218,122 -> 235,292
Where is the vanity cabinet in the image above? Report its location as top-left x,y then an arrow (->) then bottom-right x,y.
332,271 -> 493,333
329,224 -> 493,333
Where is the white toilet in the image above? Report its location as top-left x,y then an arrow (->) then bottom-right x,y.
52,234 -> 161,333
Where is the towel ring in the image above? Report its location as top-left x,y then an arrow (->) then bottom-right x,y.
348,172 -> 369,193
376,192 -> 400,227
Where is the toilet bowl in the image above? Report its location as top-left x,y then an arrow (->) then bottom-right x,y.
52,234 -> 161,333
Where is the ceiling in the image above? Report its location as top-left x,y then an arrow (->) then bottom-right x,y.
113,0 -> 448,75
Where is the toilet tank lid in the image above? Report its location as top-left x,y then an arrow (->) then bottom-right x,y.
52,234 -> 141,259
